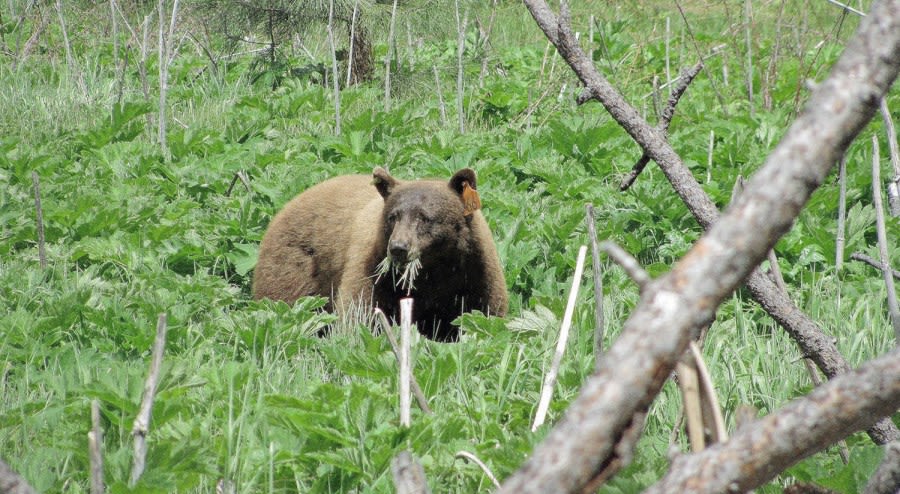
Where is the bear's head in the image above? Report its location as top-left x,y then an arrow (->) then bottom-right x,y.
371,167 -> 479,292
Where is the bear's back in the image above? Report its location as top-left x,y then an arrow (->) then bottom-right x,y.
252,174 -> 381,304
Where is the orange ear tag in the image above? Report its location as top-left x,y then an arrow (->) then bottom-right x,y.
462,182 -> 481,216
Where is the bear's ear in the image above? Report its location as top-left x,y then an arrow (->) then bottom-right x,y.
372,167 -> 398,198
449,168 -> 477,194
449,168 -> 481,216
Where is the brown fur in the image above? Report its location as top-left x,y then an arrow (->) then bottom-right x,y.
252,167 -> 508,341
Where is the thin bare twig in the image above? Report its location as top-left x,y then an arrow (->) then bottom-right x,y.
326,0 -> 341,135
619,62 -> 703,191
225,170 -> 251,197
455,1 -> 467,133
870,136 -> 900,343
836,155 -> 849,270
130,313 -> 168,486
399,299 -> 412,427
851,252 -> 900,280
879,99 -> 900,216
455,451 -> 500,488
31,172 -> 47,270
384,0 -> 398,112
600,241 -> 650,289
89,400 -> 104,494
689,342 -> 727,444
374,309 -> 432,415
532,246 -> 587,431
585,204 -> 605,364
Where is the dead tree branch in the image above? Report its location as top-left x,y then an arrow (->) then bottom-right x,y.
130,313 -> 168,486
498,1 -> 900,492
619,61 -> 704,191
644,346 -> 900,494
600,241 -> 650,289
521,0 -> 900,454
851,252 -> 900,280
585,204 -> 605,363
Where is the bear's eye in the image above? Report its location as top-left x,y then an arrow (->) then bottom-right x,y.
387,211 -> 399,223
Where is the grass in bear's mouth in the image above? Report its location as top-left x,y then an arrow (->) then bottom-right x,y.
375,256 -> 422,295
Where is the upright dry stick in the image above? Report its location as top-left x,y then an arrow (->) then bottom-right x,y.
55,0 -> 85,95
157,0 -> 180,161
384,0 -> 399,112
130,313 -> 168,487
532,246 -> 588,432
870,136 -> 900,343
345,0 -> 359,87
31,172 -> 46,270
836,155 -> 848,271
89,400 -> 104,494
399,299 -> 412,427
373,309 -> 432,414
665,17 -> 671,93
454,451 -> 500,488
675,356 -> 704,451
432,65 -> 448,126
689,342 -> 727,444
110,0 -> 121,104
879,98 -> 900,216
455,1 -> 467,134
326,0 -> 341,135
743,0 -> 754,118
584,204 -> 605,364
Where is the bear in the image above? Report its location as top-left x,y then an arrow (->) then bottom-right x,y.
252,167 -> 508,342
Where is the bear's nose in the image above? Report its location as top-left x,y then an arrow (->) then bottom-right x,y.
389,240 -> 409,261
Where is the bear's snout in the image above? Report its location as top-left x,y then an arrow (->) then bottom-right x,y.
389,239 -> 411,262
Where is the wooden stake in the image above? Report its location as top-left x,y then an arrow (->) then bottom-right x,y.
532,246 -> 587,431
